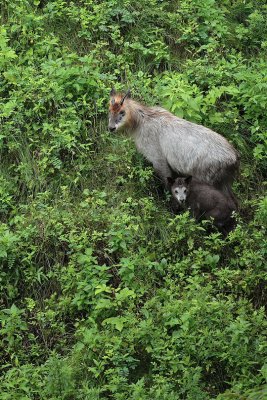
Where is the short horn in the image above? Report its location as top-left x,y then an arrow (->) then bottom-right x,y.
120,89 -> 131,105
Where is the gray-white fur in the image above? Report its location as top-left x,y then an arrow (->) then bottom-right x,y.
108,92 -> 239,202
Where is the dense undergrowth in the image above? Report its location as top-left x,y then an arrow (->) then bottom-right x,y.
0,0 -> 267,399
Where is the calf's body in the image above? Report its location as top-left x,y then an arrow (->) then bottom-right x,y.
169,177 -> 237,234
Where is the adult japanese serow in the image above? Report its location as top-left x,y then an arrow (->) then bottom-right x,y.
108,89 -> 239,205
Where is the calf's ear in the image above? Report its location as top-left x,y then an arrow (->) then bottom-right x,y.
167,177 -> 174,185
110,87 -> 116,96
185,176 -> 192,184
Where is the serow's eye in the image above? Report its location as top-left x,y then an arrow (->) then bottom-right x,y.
174,189 -> 178,194
119,110 -> 125,116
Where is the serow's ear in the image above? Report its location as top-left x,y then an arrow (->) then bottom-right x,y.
185,175 -> 192,184
110,87 -> 116,97
167,177 -> 174,186
120,89 -> 131,105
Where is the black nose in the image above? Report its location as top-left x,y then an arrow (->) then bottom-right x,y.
109,127 -> 116,132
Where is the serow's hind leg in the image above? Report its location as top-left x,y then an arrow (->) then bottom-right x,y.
220,184 -> 239,210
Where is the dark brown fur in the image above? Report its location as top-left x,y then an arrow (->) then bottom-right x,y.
168,176 -> 237,235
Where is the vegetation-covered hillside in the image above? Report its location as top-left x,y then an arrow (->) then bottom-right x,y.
0,1 -> 267,399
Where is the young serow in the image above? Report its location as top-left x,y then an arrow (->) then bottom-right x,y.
108,89 -> 239,206
168,176 -> 237,235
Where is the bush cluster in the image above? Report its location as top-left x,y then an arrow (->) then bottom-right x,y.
0,1 -> 266,399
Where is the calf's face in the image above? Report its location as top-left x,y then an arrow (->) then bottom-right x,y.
168,176 -> 192,206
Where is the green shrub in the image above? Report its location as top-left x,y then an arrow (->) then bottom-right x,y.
0,0 -> 267,399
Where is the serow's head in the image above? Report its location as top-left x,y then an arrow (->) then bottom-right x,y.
108,88 -> 131,132
167,176 -> 192,205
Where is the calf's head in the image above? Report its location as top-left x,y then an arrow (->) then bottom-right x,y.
168,176 -> 192,205
108,88 -> 131,132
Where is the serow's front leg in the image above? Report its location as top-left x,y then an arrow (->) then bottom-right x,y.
153,159 -> 174,189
